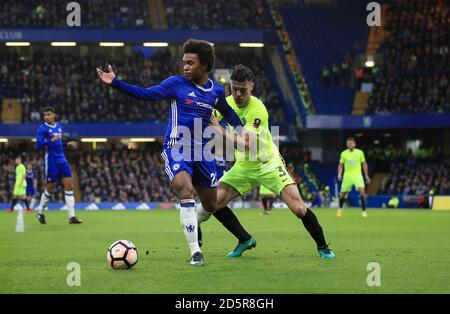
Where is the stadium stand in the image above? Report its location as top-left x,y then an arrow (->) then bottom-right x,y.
0,49 -> 175,123
367,0 -> 450,114
78,147 -> 176,203
1,0 -> 449,209
279,0 -> 369,114
379,158 -> 450,197
164,0 -> 272,29
0,47 -> 286,123
0,0 -> 150,28
0,143 -> 309,203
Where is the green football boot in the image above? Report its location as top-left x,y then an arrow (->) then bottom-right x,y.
226,237 -> 257,258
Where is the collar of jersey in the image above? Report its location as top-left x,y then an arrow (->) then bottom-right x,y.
45,122 -> 57,128
194,79 -> 214,92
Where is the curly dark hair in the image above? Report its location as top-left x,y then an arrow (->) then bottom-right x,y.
183,39 -> 215,73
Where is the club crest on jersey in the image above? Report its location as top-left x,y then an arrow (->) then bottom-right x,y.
58,128 -> 62,132
172,163 -> 180,171
253,118 -> 261,128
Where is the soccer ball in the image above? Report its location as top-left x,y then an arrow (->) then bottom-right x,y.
107,240 -> 139,270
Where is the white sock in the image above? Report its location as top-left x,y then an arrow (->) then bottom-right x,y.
30,198 -> 36,210
196,203 -> 212,223
39,189 -> 51,214
65,191 -> 75,218
180,199 -> 201,256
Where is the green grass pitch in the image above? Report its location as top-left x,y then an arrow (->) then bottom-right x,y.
1,208 -> 450,294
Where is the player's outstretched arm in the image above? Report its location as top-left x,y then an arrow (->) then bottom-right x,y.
96,64 -> 175,101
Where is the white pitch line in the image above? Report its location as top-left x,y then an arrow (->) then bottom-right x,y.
15,206 -> 24,233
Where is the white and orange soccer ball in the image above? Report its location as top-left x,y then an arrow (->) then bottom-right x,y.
107,240 -> 139,270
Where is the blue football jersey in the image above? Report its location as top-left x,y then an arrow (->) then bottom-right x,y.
25,170 -> 35,186
35,122 -> 68,163
111,75 -> 243,154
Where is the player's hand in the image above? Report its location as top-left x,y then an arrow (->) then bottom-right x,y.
67,141 -> 78,149
365,176 -> 371,185
338,174 -> 342,181
51,135 -> 61,142
245,131 -> 258,158
96,64 -> 116,85
209,112 -> 220,128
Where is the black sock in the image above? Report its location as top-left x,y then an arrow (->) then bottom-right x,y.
300,208 -> 327,249
268,197 -> 274,210
214,206 -> 252,242
339,196 -> 345,209
24,199 -> 30,209
262,197 -> 268,210
10,198 -> 18,210
197,225 -> 203,246
360,195 -> 367,211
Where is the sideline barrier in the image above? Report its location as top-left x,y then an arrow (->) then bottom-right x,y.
432,196 -> 450,211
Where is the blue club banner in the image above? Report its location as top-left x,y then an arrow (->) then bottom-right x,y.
307,113 -> 450,129
0,122 -> 168,138
0,29 -> 267,44
0,122 -> 289,138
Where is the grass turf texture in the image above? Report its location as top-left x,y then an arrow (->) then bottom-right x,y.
1,208 -> 450,294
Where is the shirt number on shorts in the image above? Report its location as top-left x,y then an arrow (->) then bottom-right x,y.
277,166 -> 286,177
211,173 -> 218,187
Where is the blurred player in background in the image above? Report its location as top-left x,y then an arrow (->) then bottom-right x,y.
35,106 -> 82,225
197,65 -> 335,259
97,39 -> 246,266
25,164 -> 38,212
259,185 -> 276,215
7,156 -> 30,213
337,137 -> 371,218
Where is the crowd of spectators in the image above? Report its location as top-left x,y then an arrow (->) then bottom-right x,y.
1,0 -> 272,30
367,0 -> 449,114
0,0 -> 150,28
367,145 -> 442,161
164,0 -> 271,29
2,141 -> 449,207
78,146 -> 176,203
368,74 -> 450,114
379,158 -> 450,198
0,143 -> 310,204
0,49 -> 176,123
1,47 -> 286,123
